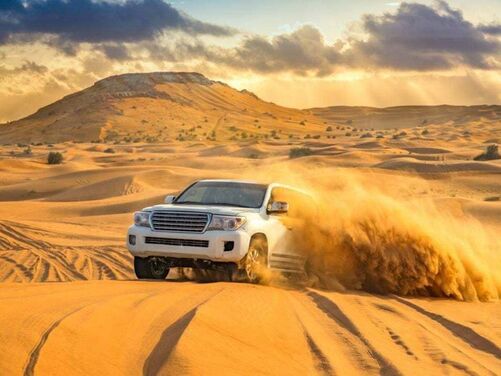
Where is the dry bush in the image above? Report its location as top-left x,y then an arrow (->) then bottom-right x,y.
48,151 -> 63,164
474,144 -> 500,161
289,147 -> 313,159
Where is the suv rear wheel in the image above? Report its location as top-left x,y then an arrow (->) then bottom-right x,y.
134,257 -> 170,280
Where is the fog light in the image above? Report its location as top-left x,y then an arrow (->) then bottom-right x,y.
224,241 -> 234,252
129,235 -> 136,245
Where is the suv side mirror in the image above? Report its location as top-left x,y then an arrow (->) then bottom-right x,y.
164,195 -> 176,204
267,201 -> 289,214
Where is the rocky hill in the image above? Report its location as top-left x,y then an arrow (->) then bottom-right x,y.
0,72 -> 320,143
0,71 -> 499,143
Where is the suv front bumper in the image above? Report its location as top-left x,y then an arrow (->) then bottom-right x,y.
127,225 -> 251,262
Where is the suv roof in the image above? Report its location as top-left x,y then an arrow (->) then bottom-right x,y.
198,179 -> 263,185
196,179 -> 310,197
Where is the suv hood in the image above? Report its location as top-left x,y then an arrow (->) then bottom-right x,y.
147,204 -> 260,216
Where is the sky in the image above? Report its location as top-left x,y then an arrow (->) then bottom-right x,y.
0,0 -> 500,122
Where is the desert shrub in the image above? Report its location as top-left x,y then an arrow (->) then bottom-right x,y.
345,132 -> 352,137
23,146 -> 32,155
48,151 -> 63,164
104,148 -> 115,153
360,132 -> 373,138
289,147 -> 313,159
376,134 -> 384,139
313,135 -> 321,139
484,196 -> 500,202
421,129 -> 429,135
326,126 -> 333,132
392,131 -> 407,140
474,144 -> 500,161
299,120 -> 306,126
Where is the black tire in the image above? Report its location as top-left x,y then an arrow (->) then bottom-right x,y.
134,257 -> 170,280
243,237 -> 268,283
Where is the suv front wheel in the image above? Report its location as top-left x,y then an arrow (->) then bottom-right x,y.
243,237 -> 268,283
134,257 -> 170,280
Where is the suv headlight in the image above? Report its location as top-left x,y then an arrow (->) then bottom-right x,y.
207,215 -> 246,231
134,211 -> 151,227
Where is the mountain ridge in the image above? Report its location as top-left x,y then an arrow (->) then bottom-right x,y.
1,71 -> 499,143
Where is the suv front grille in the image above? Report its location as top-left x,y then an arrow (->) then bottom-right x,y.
145,237 -> 209,248
150,211 -> 209,233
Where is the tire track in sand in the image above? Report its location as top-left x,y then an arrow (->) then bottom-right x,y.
392,296 -> 501,359
303,329 -> 335,375
23,305 -> 88,376
307,290 -> 401,376
143,288 -> 225,376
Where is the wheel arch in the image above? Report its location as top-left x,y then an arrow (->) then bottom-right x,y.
249,232 -> 268,255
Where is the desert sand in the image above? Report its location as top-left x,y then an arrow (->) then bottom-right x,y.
0,73 -> 500,375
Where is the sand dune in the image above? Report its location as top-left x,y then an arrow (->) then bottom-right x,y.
0,142 -> 499,374
0,73 -> 500,374
375,158 -> 501,173
0,281 -> 499,375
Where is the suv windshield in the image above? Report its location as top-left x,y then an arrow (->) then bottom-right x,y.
174,181 -> 267,208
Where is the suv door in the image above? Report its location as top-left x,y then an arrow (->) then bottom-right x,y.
266,187 -> 311,272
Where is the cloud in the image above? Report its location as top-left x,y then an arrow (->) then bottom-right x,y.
147,25 -> 342,76
217,25 -> 341,76
0,0 -> 234,47
0,61 -> 48,82
349,0 -> 500,70
479,22 -> 501,36
147,1 -> 499,75
98,44 -> 131,61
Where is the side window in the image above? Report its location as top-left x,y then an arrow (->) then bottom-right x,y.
269,187 -> 312,218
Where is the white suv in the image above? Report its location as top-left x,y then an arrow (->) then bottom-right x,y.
127,179 -> 309,282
